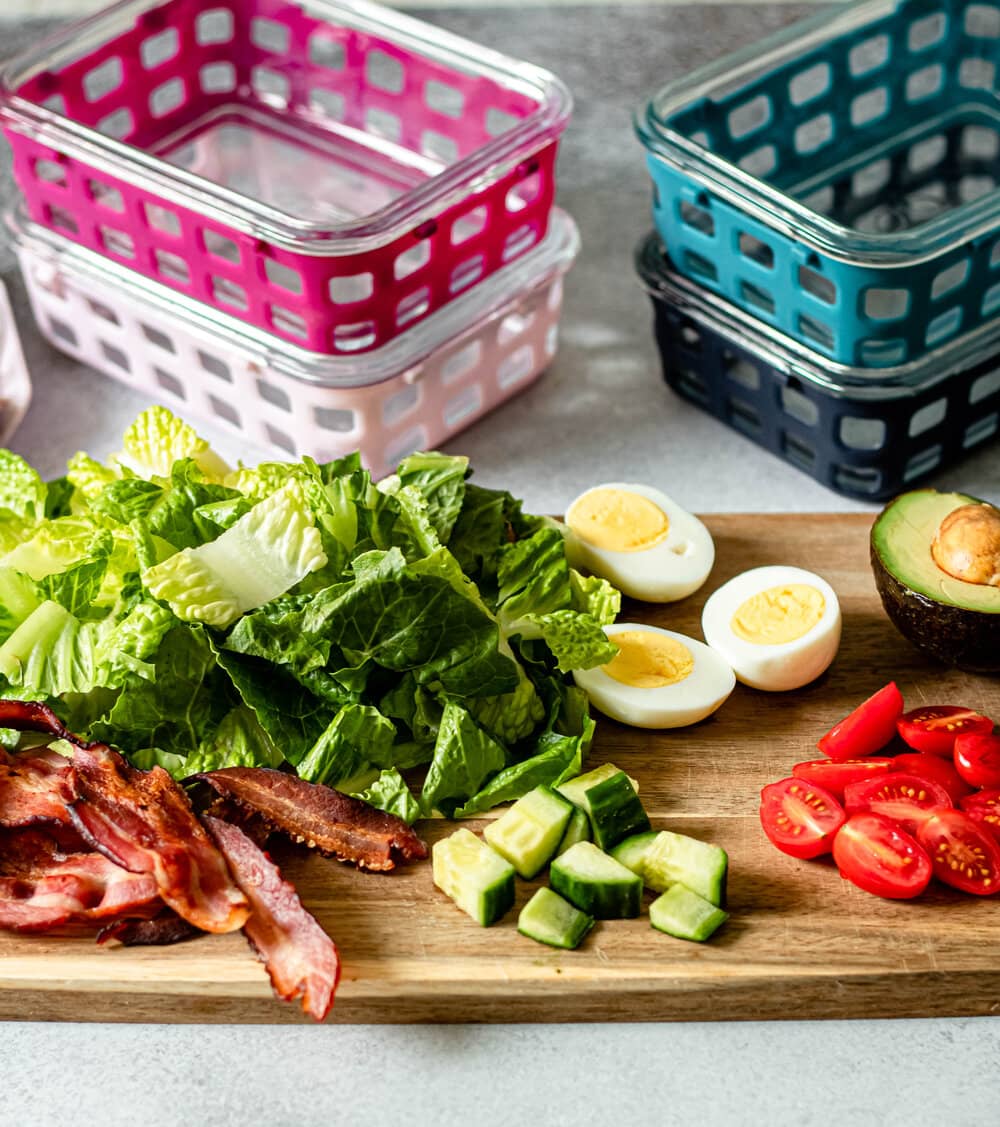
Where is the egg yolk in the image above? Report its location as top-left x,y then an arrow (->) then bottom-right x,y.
730,584 -> 825,645
603,631 -> 695,688
566,488 -> 669,553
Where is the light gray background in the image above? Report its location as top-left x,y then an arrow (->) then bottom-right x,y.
1,6 -> 999,1126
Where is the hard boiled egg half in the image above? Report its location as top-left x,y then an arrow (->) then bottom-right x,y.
573,623 -> 735,729
701,566 -> 841,692
563,483 -> 714,602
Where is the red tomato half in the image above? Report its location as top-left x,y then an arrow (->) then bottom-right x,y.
843,773 -> 952,835
889,753 -> 974,805
917,810 -> 1000,896
960,790 -> 1000,842
760,778 -> 846,860
791,758 -> 894,799
818,682 -> 904,761
953,733 -> 1000,790
897,706 -> 994,757
832,813 -> 932,900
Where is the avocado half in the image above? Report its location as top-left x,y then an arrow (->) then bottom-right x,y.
871,489 -> 1000,673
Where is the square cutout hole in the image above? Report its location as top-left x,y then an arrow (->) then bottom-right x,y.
329,273 -> 373,304
155,368 -> 186,399
425,80 -> 464,118
141,28 -> 180,69
395,242 -> 431,280
83,57 -> 123,102
196,8 -> 234,45
864,288 -> 909,320
264,259 -> 303,293
315,407 -> 355,432
799,265 -> 836,304
200,351 -> 232,381
840,416 -> 886,450
909,397 -> 947,436
452,207 -> 488,244
738,232 -> 773,268
728,94 -> 771,139
932,260 -> 970,300
257,379 -> 291,411
209,395 -> 240,426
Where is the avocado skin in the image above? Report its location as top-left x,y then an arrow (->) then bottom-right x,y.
871,539 -> 1000,673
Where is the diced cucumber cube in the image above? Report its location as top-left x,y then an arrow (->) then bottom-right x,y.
518,887 -> 594,950
433,828 -> 515,926
556,763 -> 649,852
610,830 -> 658,875
549,841 -> 642,919
484,785 -> 573,879
643,830 -> 728,906
554,806 -> 591,858
650,883 -> 729,942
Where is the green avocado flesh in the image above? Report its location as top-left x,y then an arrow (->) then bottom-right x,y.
871,490 -> 1000,614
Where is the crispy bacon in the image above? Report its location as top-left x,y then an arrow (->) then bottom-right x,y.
97,909 -> 201,948
195,768 -> 428,872
68,743 -> 250,935
0,747 -> 77,828
0,828 -> 160,934
0,700 -> 77,743
203,816 -> 340,1022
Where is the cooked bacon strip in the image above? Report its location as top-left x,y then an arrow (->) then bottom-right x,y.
97,909 -> 201,948
195,768 -> 428,872
0,700 -> 77,743
203,815 -> 340,1022
0,747 -> 76,828
0,828 -> 160,934
69,743 -> 249,935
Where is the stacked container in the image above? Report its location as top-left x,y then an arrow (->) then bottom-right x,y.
0,0 -> 576,476
635,0 -> 1000,499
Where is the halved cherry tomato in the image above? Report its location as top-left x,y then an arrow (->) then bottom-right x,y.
843,773 -> 952,835
897,706 -> 994,757
917,809 -> 1000,896
960,790 -> 1000,842
953,732 -> 1000,790
759,777 -> 846,859
791,758 -> 894,799
818,682 -> 904,761
888,752 -> 974,805
832,812 -> 932,900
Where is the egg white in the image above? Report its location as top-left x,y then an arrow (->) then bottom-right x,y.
700,565 -> 841,692
563,483 -> 715,603
572,622 -> 736,729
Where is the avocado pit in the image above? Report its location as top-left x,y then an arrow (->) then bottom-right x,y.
931,503 -> 1000,588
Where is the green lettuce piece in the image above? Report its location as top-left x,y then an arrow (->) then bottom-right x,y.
296,703 -> 396,787
115,405 -> 230,482
90,478 -> 163,525
66,451 -> 119,504
0,451 -> 47,522
452,717 -> 594,818
44,477 -> 75,520
299,548 -> 518,698
94,599 -> 176,681
0,567 -> 40,641
393,451 -> 468,542
129,747 -> 187,776
382,482 -> 442,560
468,657 -> 545,745
88,625 -> 227,759
446,483 -> 510,585
570,570 -> 621,626
37,532 -> 113,616
420,702 -> 507,817
511,609 -> 618,673
143,482 -> 327,628
380,673 -> 442,744
0,601 -> 99,694
214,648 -> 331,766
2,516 -> 99,580
0,510 -> 34,556
180,705 -> 283,776
353,767 -> 421,824
496,527 -> 573,627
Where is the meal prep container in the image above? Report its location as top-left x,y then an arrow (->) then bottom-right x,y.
636,0 -> 1000,368
11,207 -> 579,479
637,231 -> 1000,501
0,0 -> 571,355
0,282 -> 32,446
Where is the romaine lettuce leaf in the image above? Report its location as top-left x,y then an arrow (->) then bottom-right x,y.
115,405 -> 229,481
0,451 -> 47,522
420,702 -> 507,817
446,482 -> 510,585
570,569 -> 621,627
296,703 -> 396,787
0,601 -> 100,694
180,705 -> 283,776
393,451 -> 468,542
143,482 -> 327,627
66,451 -> 119,504
510,609 -> 618,673
353,767 -> 421,824
0,567 -> 40,641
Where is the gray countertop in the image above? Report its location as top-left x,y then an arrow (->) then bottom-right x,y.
1,6 -> 999,1126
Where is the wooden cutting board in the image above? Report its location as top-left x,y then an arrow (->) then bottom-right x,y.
3,512 -> 1000,1025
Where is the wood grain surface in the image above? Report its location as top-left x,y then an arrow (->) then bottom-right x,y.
3,512 -> 1000,1025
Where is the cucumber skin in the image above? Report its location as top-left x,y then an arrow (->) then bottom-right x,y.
650,884 -> 729,942
518,888 -> 594,950
585,771 -> 651,851
550,845 -> 643,919
644,831 -> 728,906
554,807 -> 591,858
610,831 -> 658,875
